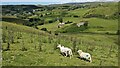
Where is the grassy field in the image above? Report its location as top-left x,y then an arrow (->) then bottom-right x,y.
2,21 -> 118,66
38,18 -> 118,34
1,2 -> 119,66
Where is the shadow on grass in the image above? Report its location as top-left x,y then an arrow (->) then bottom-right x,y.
77,56 -> 91,62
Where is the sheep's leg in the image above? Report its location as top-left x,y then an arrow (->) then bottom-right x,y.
65,52 -> 67,57
89,57 -> 92,63
69,51 -> 72,59
65,53 -> 67,57
70,55 -> 71,59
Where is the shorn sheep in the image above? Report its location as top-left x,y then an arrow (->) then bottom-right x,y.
57,44 -> 73,59
77,50 -> 92,62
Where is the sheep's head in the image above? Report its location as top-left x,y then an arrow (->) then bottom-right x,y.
77,50 -> 82,54
57,44 -> 61,48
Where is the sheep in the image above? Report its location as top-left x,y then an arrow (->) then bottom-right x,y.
57,44 -> 73,59
77,50 -> 92,62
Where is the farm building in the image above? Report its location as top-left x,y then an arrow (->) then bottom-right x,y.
76,21 -> 88,27
77,22 -> 85,27
58,22 -> 65,28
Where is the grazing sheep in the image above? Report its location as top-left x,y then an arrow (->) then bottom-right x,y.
77,50 -> 92,62
57,44 -> 73,59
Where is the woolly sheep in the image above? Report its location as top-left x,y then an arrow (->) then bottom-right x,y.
57,44 -> 73,59
77,50 -> 92,62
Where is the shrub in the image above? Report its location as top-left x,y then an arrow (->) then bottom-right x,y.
41,28 -> 47,31
47,31 -> 52,34
34,25 -> 39,29
105,32 -> 110,34
48,20 -> 54,23
116,30 -> 120,35
84,22 -> 88,27
65,21 -> 73,24
54,31 -> 59,35
38,22 -> 44,25
73,15 -> 79,18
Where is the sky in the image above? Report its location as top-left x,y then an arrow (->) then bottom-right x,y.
1,0 -> 119,2
0,0 -> 119,5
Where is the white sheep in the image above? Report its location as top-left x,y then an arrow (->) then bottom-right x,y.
77,50 -> 92,62
57,44 -> 73,59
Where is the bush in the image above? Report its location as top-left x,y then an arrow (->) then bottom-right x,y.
38,22 -> 44,25
73,15 -> 79,18
48,20 -> 54,23
65,21 -> 73,24
41,28 -> 47,31
54,31 -> 59,35
116,30 -> 120,35
48,18 -> 57,23
59,30 -> 67,33
47,31 -> 52,34
105,32 -> 110,34
84,22 -> 88,27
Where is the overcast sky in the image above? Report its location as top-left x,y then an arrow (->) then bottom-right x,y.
1,0 -> 119,2
0,0 -> 119,5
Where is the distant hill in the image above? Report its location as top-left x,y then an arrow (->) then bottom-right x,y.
83,2 -> 118,19
2,5 -> 39,15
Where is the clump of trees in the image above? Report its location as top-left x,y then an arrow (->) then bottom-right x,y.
27,18 -> 44,26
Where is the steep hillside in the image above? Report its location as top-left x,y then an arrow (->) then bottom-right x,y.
83,2 -> 118,19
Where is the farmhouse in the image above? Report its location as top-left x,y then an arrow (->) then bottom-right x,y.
76,22 -> 85,27
76,21 -> 88,27
58,22 -> 65,28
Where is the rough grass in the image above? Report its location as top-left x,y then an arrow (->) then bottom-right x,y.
1,2 -> 118,66
55,18 -> 118,34
2,21 -> 118,66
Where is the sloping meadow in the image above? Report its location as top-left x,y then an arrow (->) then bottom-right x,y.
2,21 -> 118,66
